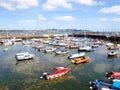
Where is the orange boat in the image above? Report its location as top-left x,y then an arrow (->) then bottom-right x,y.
71,56 -> 89,64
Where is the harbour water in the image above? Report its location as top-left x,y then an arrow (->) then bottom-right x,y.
0,38 -> 120,90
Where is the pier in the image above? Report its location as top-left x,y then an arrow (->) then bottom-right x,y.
72,33 -> 120,43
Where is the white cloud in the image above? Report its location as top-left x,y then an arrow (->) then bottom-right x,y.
98,17 -> 120,22
0,1 -> 15,11
55,16 -> 75,21
112,18 -> 120,22
99,5 -> 120,15
73,0 -> 105,6
42,0 -> 72,10
38,14 -> 47,21
0,0 -> 38,10
98,18 -> 108,21
15,0 -> 38,9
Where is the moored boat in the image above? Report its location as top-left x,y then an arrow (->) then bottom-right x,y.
68,52 -> 85,59
71,56 -> 89,64
69,45 -> 80,49
91,44 -> 99,48
55,49 -> 69,55
106,71 -> 120,79
107,50 -> 118,56
45,47 -> 56,53
89,79 -> 120,90
40,66 -> 70,79
78,46 -> 94,52
16,52 -> 34,60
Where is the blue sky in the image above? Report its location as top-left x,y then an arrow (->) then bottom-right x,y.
0,0 -> 120,31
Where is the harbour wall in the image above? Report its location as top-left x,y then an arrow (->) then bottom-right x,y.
72,33 -> 120,43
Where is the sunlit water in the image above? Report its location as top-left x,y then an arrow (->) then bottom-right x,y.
0,40 -> 120,90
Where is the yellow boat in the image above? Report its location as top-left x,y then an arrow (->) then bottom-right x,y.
71,56 -> 89,64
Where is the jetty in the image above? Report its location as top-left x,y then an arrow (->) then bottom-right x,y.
72,32 -> 120,42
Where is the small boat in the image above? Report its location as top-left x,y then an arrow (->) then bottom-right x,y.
55,49 -> 69,55
89,79 -> 120,90
22,40 -> 31,45
40,66 -> 70,79
78,46 -> 94,52
68,52 -> 85,59
69,45 -> 80,49
71,56 -> 89,64
16,52 -> 34,60
106,43 -> 115,50
3,39 -> 13,47
58,42 -> 68,47
3,48 -> 8,51
106,71 -> 120,79
107,50 -> 118,56
45,47 -> 56,53
91,44 -> 99,48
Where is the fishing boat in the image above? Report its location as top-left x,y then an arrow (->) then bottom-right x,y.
40,66 -> 70,79
107,50 -> 118,56
16,52 -> 34,60
68,52 -> 85,59
89,79 -> 120,90
71,56 -> 89,64
106,71 -> 120,79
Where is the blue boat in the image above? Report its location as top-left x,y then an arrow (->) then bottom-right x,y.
89,79 -> 120,90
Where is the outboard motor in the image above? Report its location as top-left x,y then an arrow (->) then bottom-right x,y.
106,72 -> 111,78
43,72 -> 47,79
106,72 -> 115,79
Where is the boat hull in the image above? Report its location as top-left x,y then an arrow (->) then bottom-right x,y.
42,67 -> 70,80
71,56 -> 89,64
69,45 -> 80,49
106,71 -> 120,79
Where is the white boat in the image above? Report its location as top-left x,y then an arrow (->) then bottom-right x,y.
106,43 -> 115,50
45,47 -> 56,53
78,46 -> 94,52
92,44 -> 99,48
68,52 -> 85,59
58,42 -> 68,47
55,49 -> 69,55
3,48 -> 8,51
107,50 -> 118,56
16,52 -> 34,60
3,39 -> 12,47
22,40 -> 31,45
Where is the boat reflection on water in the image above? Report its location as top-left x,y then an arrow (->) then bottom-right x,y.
16,59 -> 35,65
107,55 -> 118,60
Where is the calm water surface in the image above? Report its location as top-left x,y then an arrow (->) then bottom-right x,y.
0,39 -> 120,90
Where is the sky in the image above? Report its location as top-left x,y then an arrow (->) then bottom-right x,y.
0,0 -> 120,31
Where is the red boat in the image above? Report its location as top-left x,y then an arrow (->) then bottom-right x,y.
69,45 -> 80,49
41,66 -> 70,79
106,71 -> 120,79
